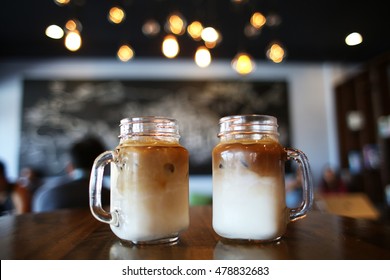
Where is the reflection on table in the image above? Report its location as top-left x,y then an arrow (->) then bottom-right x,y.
1,206 -> 390,260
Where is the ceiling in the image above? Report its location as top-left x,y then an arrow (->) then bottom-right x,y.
1,0 -> 389,63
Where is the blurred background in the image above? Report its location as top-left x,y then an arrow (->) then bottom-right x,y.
0,0 -> 389,218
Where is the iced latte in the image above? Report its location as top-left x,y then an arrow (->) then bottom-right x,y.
212,114 -> 313,243
213,138 -> 288,241
89,117 -> 190,245
110,139 -> 189,243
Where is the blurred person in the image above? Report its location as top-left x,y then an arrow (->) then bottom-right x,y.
318,165 -> 348,194
0,161 -> 30,215
32,136 -> 110,212
16,166 -> 45,212
18,166 -> 45,196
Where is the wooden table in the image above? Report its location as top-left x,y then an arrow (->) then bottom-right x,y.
1,206 -> 390,260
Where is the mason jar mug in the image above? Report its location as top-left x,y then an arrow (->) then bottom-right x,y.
89,116 -> 189,245
212,115 -> 313,243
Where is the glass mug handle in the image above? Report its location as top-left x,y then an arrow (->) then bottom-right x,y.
89,151 -> 119,226
285,148 -> 314,222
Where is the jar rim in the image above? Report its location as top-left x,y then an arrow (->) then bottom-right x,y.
119,116 -> 180,139
120,116 -> 177,125
219,114 -> 277,124
218,114 -> 279,137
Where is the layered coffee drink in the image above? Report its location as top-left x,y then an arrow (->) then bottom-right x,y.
212,115 -> 313,242
213,138 -> 288,241
110,138 -> 189,243
89,117 -> 190,245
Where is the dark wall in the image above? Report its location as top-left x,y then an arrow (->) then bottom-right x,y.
21,79 -> 290,175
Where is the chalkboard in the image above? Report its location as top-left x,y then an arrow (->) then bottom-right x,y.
21,79 -> 290,175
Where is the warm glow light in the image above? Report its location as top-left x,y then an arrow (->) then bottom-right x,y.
45,25 -> 64,39
195,46 -> 211,68
53,0 -> 70,6
244,23 -> 261,38
162,35 -> 179,58
65,30 -> 82,51
205,41 -> 217,49
166,13 -> 186,35
231,52 -> 255,75
142,19 -> 161,37
65,19 -> 82,32
117,44 -> 134,62
201,27 -> 219,43
250,12 -> 266,29
108,6 -> 126,24
231,0 -> 248,4
187,21 -> 203,40
266,42 -> 286,63
345,32 -> 363,46
266,13 -> 282,27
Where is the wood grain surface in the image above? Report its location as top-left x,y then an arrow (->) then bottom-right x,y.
1,206 -> 389,260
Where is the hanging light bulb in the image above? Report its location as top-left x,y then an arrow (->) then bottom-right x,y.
231,0 -> 248,4
165,12 -> 187,35
195,46 -> 211,68
142,19 -> 161,37
65,30 -> 82,51
231,52 -> 255,75
53,0 -> 70,6
250,12 -> 266,29
65,19 -> 82,32
244,23 -> 261,38
45,25 -> 64,39
187,21 -> 203,41
108,6 -> 126,24
201,27 -> 219,43
162,35 -> 179,58
201,27 -> 222,49
266,42 -> 286,63
345,32 -> 363,46
117,44 -> 135,62
266,13 -> 282,27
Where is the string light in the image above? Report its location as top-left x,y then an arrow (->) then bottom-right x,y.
201,27 -> 219,43
250,12 -> 266,29
142,19 -> 161,37
63,19 -> 82,51
187,21 -> 203,41
108,6 -> 126,24
65,30 -> 82,51
117,44 -> 135,61
195,46 -> 211,67
53,0 -> 70,7
266,42 -> 286,63
266,13 -> 282,27
231,52 -> 255,75
244,23 -> 261,38
65,19 -> 82,32
45,25 -> 64,39
345,32 -> 363,46
166,12 -> 187,35
162,35 -> 179,58
46,3 -> 287,64
231,0 -> 248,4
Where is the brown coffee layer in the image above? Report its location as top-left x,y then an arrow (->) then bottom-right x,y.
213,139 -> 287,176
114,144 -> 189,194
